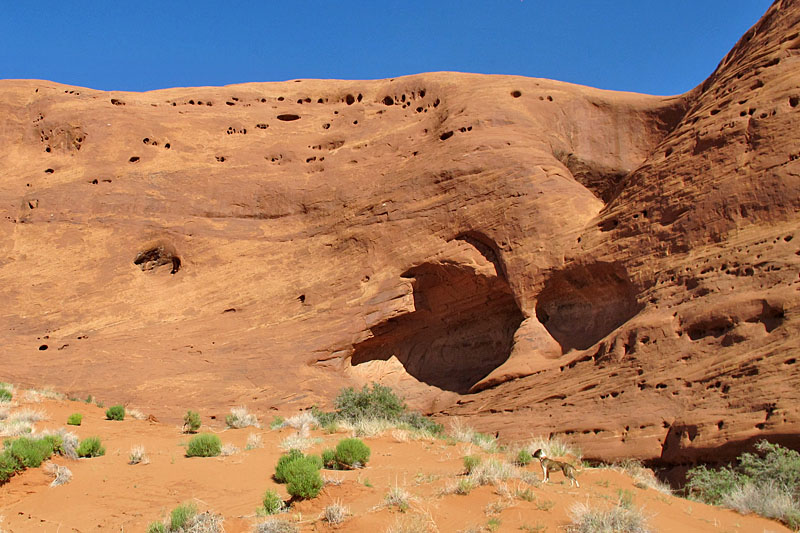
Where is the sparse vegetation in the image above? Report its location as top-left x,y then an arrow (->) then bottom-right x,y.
66,413 -> 82,426
525,435 -> 581,460
262,489 -> 284,515
384,485 -> 412,511
323,500 -> 348,524
450,418 -> 499,452
269,415 -> 285,430
183,410 -> 201,433
0,434 -> 68,483
567,497 -> 650,533
515,449 -> 533,466
254,518 -> 299,533
463,454 -> 481,474
0,388 -> 11,402
170,502 -> 198,531
687,440 -> 800,529
76,436 -> 105,458
186,433 -> 222,457
44,462 -> 72,487
147,502 -> 223,533
313,383 -> 443,436
246,433 -> 263,450
129,445 -> 149,465
226,406 -> 259,429
105,404 -> 125,421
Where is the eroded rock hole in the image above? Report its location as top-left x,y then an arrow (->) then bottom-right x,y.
345,94 -> 355,105
277,114 -> 300,121
133,245 -> 181,274
511,90 -> 522,98
382,96 -> 394,106
350,262 -> 523,394
535,262 -> 642,353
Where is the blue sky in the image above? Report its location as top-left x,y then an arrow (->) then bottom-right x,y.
1,1 -> 772,95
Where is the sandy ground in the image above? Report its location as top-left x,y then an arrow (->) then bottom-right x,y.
0,391 -> 791,533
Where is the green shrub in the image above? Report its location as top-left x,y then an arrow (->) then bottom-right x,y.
183,410 -> 201,433
106,404 -> 125,421
463,455 -> 481,474
321,448 -> 338,469
516,449 -> 533,466
5,436 -> 58,468
0,388 -> 11,402
284,458 -> 323,499
146,522 -> 166,533
687,440 -> 800,529
170,502 -> 198,530
76,436 -> 105,458
335,383 -> 406,421
275,449 -> 305,482
186,433 -> 221,457
262,489 -> 284,515
686,464 -> 742,505
67,413 -> 83,426
335,438 -> 370,467
270,415 -> 285,430
0,452 -> 21,482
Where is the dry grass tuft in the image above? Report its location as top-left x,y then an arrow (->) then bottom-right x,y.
322,500 -> 349,524
129,445 -> 149,465
254,518 -> 299,533
43,463 -> 72,487
220,443 -> 240,456
225,406 -> 260,429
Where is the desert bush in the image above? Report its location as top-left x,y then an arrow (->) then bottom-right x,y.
687,440 -> 800,529
226,406 -> 259,429
463,455 -> 481,474
279,432 -> 318,452
275,449 -> 306,482
614,459 -> 672,494
67,413 -> 82,426
262,489 -> 284,515
385,512 -> 437,533
186,433 -> 221,457
170,502 -> 198,530
0,388 -> 11,402
321,448 -> 338,469
468,459 -> 518,487
723,481 -> 800,529
6,436 -> 58,468
147,522 -> 167,533
105,405 -> 125,421
284,457 -> 323,499
567,497 -> 650,533
76,436 -> 105,458
183,410 -> 201,433
269,415 -> 286,430
450,418 -> 498,452
254,518 -> 299,533
323,500 -> 348,524
314,384 -> 443,436
40,428 -> 78,460
335,437 -> 370,467
515,449 -> 533,466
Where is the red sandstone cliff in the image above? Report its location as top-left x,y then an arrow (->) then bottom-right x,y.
1,1 -> 797,465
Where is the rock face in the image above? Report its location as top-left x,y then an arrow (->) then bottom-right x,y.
1,2 -> 798,466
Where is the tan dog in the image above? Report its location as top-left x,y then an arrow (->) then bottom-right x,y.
532,449 -> 580,487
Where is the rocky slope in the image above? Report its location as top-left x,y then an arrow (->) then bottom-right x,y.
1,1 -> 798,467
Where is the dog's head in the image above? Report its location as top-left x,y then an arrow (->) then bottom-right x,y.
532,448 -> 545,459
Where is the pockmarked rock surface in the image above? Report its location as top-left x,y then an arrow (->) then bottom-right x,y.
1,1 -> 798,466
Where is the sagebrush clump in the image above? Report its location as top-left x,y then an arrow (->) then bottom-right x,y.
186,433 -> 222,457
313,383 -> 443,436
66,413 -> 82,426
105,405 -> 125,421
334,438 -> 370,468
183,410 -> 201,433
76,436 -> 105,458
687,440 -> 800,529
273,449 -> 323,500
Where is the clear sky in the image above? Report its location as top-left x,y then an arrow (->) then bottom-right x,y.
1,1 -> 773,95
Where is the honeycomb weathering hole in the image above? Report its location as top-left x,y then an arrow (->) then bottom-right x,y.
350,262 -> 524,394
535,262 -> 642,353
133,244 -> 181,274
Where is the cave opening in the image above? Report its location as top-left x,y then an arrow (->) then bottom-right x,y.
535,262 -> 642,353
350,262 -> 524,394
